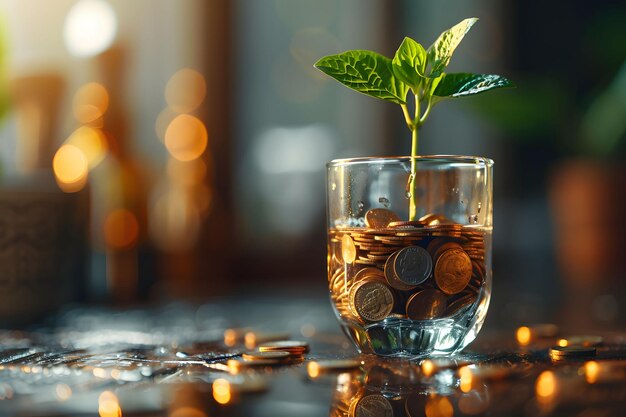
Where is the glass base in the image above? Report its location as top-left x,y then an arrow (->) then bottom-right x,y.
338,294 -> 489,358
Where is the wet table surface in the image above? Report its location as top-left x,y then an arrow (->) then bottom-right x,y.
0,294 -> 625,417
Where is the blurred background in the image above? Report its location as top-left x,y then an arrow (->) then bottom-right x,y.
0,0 -> 625,328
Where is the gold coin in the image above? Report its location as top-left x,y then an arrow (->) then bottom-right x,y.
549,346 -> 596,358
388,220 -> 426,228
406,289 -> 447,320
258,340 -> 310,354
365,208 -> 401,229
242,351 -> 291,361
342,234 -> 357,264
309,359 -> 361,373
433,242 -> 463,263
434,248 -> 472,295
353,280 -> 394,322
354,267 -> 385,282
353,394 -> 393,417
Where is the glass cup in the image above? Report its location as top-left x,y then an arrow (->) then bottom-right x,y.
326,156 -> 493,357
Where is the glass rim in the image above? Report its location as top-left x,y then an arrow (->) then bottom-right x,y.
327,155 -> 494,168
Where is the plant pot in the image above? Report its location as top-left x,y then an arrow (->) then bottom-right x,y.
326,156 -> 493,357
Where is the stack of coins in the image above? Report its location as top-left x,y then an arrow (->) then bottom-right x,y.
328,209 -> 488,324
227,340 -> 309,372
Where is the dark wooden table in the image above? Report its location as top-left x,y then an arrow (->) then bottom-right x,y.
0,294 -> 624,417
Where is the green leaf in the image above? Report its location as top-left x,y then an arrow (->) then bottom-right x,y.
392,37 -> 427,89
315,50 -> 409,104
433,73 -> 514,98
427,17 -> 478,77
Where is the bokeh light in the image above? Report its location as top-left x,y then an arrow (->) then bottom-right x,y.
73,82 -> 109,124
421,360 -> 434,377
535,371 -> 557,404
169,407 -> 206,417
149,191 -> 200,251
164,114 -> 208,162
516,326 -> 531,346
98,391 -> 122,417
459,366 -> 473,393
53,144 -> 89,193
103,209 -> 139,249
212,379 -> 231,405
585,361 -> 599,384
307,361 -> 320,378
424,395 -> 454,417
165,68 -> 207,114
55,383 -> 72,401
66,126 -> 108,168
64,0 -> 118,57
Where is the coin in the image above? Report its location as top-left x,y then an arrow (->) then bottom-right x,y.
445,293 -> 476,317
308,359 -> 361,373
393,246 -> 433,286
406,289 -> 447,320
434,248 -> 472,295
242,351 -> 291,361
258,340 -> 310,354
342,234 -> 357,264
388,220 -> 426,228
365,208 -> 401,229
384,251 -> 416,291
354,267 -> 385,282
352,280 -> 395,322
433,242 -> 463,263
353,394 -> 393,417
549,346 -> 597,359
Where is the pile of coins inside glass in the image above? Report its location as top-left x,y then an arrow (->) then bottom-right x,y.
327,209 -> 488,324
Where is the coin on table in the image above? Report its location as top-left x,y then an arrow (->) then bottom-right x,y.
353,394 -> 393,417
393,246 -> 433,286
384,251 -> 416,291
352,280 -> 395,322
549,346 -> 596,359
342,234 -> 357,264
434,248 -> 472,295
365,208 -> 401,229
308,359 -> 361,373
242,351 -> 291,361
406,289 -> 447,320
258,340 -> 310,354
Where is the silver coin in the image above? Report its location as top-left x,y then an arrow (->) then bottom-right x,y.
393,246 -> 432,286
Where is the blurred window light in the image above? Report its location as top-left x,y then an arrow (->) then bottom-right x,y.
64,0 -> 118,57
73,82 -> 109,124
65,126 -> 108,168
254,124 -> 334,174
103,209 -> 139,249
165,114 -> 208,162
53,144 -> 89,192
165,68 -> 207,114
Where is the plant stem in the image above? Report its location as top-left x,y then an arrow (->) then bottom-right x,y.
409,93 -> 420,221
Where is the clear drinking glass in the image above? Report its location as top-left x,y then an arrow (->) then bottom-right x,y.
326,156 -> 493,357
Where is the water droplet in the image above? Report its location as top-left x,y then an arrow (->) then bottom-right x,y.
405,191 -> 411,199
452,187 -> 460,194
378,197 -> 390,208
468,214 -> 479,224
477,202 -> 482,213
357,201 -> 365,213
331,183 -> 336,191
461,200 -> 465,205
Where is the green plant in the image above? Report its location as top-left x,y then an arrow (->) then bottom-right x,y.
315,17 -> 513,220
